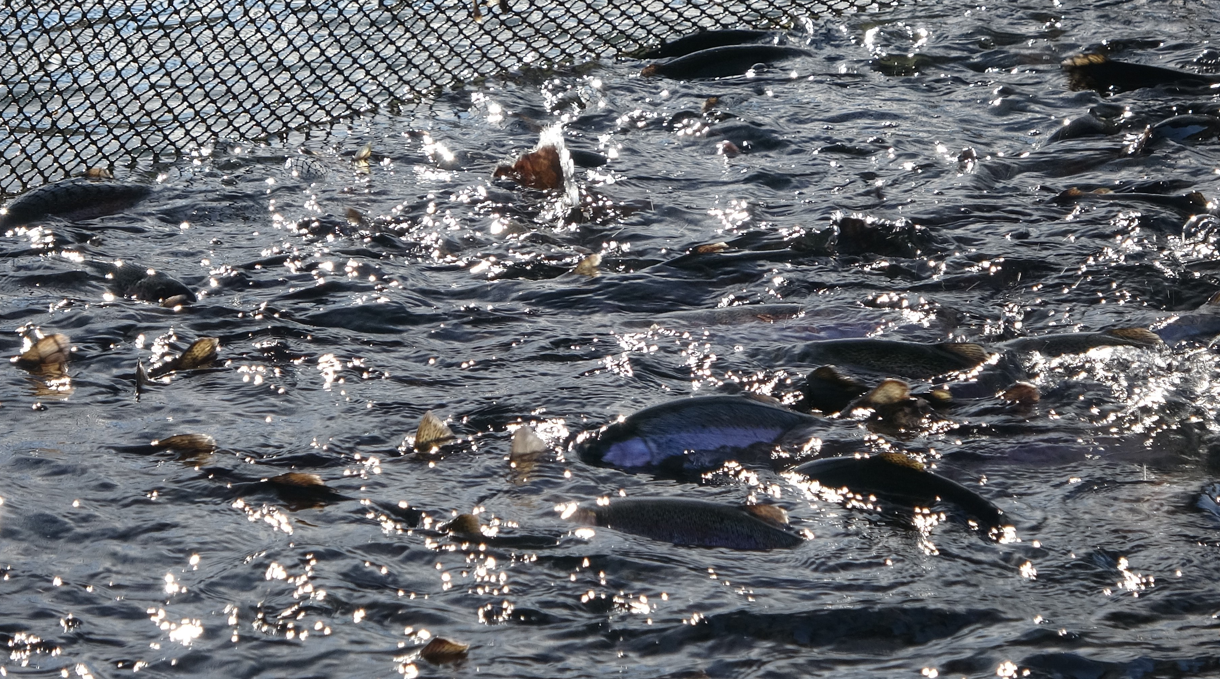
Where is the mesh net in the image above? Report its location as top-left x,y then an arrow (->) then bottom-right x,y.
0,0 -> 897,197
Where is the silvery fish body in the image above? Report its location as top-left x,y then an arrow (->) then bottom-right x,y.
578,497 -> 804,550
787,339 -> 988,380
1001,328 -> 1161,357
579,395 -> 817,472
0,178 -> 151,229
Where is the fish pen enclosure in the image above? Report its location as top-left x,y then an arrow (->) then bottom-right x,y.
0,0 -> 895,197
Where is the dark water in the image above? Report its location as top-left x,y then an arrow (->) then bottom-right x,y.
5,2 -> 1220,677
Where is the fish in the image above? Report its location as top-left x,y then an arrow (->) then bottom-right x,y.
1061,52 -> 1220,93
1046,113 -> 1116,142
641,44 -> 811,80
564,497 -> 804,550
640,29 -> 774,59
1149,114 -> 1220,143
1001,327 -> 1162,357
1051,187 -> 1211,215
785,339 -> 989,380
578,395 -> 818,473
0,177 -> 152,230
1153,292 -> 1220,343
791,454 -> 1005,532
1198,483 -> 1220,521
87,260 -> 197,305
796,365 -> 869,415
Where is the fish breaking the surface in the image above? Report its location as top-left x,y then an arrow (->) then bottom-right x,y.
578,395 -> 818,473
565,497 -> 805,550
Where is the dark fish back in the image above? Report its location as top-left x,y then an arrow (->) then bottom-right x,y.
592,498 -> 804,550
0,178 -> 151,229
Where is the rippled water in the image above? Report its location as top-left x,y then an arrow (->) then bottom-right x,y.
5,1 -> 1220,677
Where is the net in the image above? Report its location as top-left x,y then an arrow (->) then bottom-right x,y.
0,0 -> 896,197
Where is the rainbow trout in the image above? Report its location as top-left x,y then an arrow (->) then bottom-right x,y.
793,455 -> 1004,532
579,395 -> 818,472
641,29 -> 774,59
1002,327 -> 1162,357
0,178 -> 151,229
567,497 -> 804,550
786,339 -> 989,380
1062,52 -> 1220,93
642,44 -> 811,80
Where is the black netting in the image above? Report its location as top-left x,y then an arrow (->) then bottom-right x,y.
0,0 -> 896,197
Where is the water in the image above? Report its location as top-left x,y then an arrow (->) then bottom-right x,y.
4,1 -> 1220,677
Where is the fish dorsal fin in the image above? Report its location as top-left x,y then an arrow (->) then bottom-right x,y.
1062,52 -> 1109,68
878,452 -> 926,471
1001,382 -> 1040,405
1104,327 -> 1162,346
867,379 -> 910,406
152,433 -> 217,454
416,411 -> 455,449
445,513 -> 482,536
510,426 -> 547,458
420,637 -> 470,664
1205,290 -> 1220,307
1186,192 -> 1210,210
741,503 -> 789,526
268,472 -> 326,488
811,365 -> 862,388
937,342 -> 988,365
